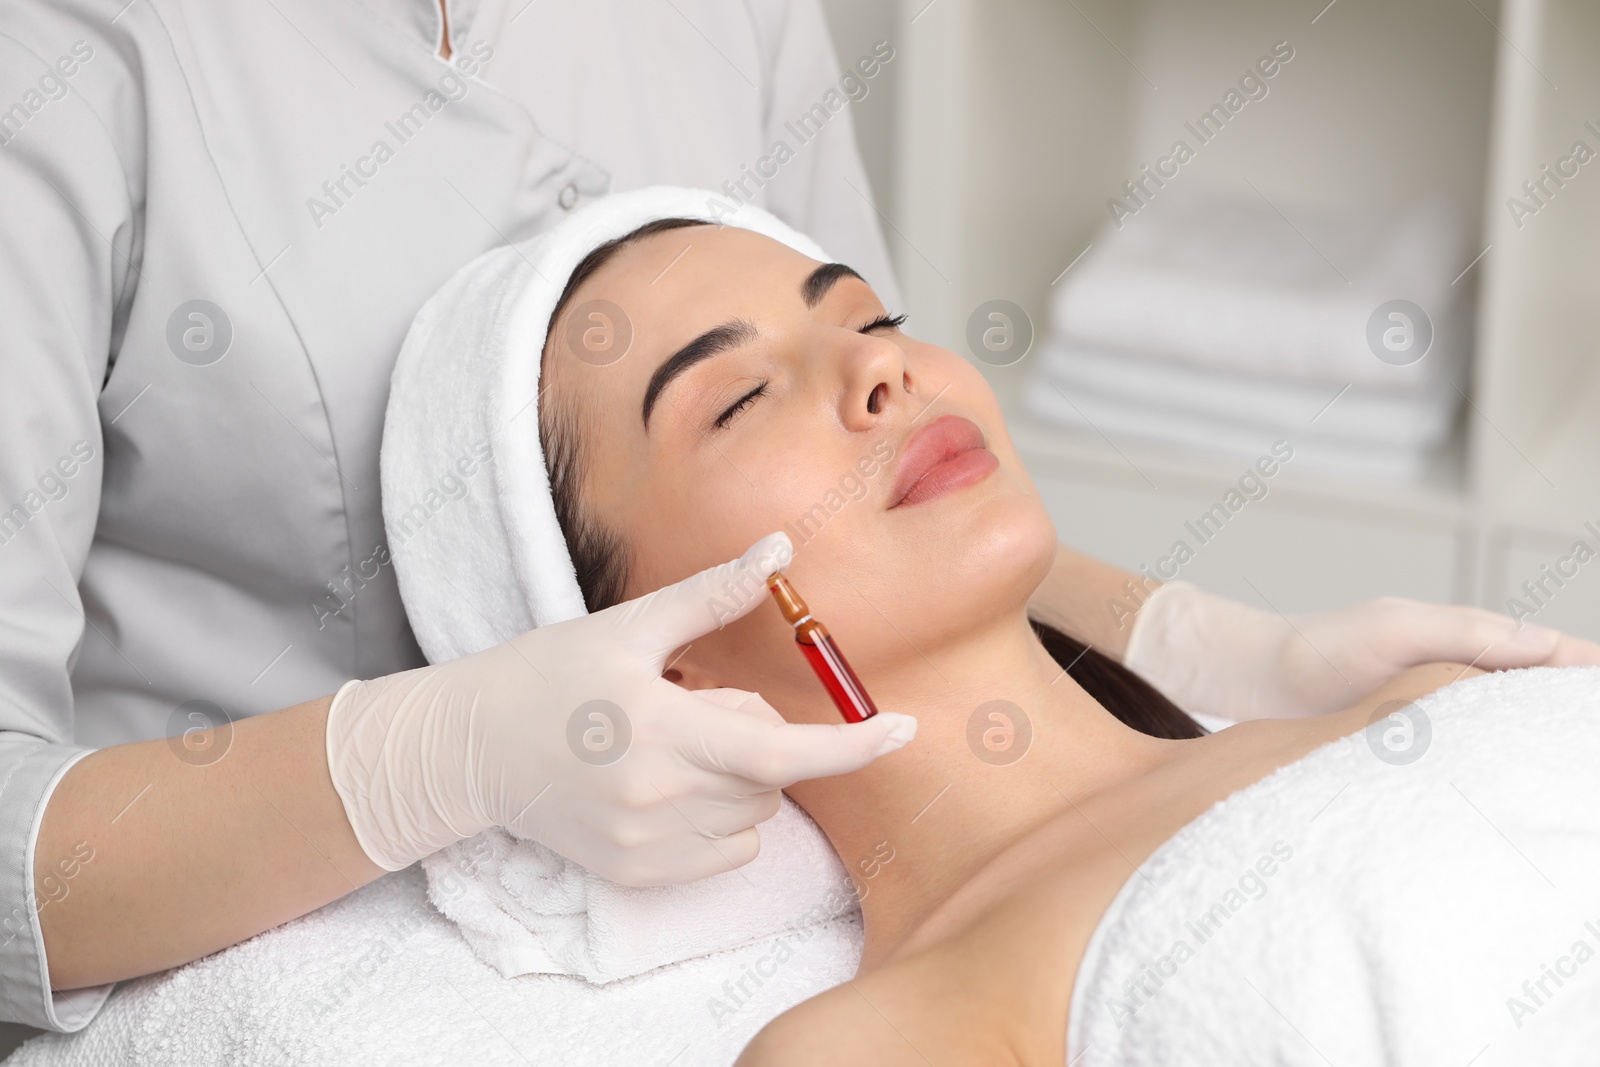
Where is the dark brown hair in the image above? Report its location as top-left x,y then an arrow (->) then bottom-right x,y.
542,217 -> 707,612
538,218 -> 1206,741
1034,622 -> 1205,739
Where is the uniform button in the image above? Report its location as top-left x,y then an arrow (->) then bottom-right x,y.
558,182 -> 579,210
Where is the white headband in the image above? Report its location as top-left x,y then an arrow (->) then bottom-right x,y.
381,186 -> 831,663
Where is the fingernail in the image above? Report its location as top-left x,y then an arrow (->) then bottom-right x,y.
741,531 -> 793,577
1511,623 -> 1560,651
873,715 -> 917,757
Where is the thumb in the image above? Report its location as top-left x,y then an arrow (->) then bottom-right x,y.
697,710 -> 918,787
610,532 -> 793,663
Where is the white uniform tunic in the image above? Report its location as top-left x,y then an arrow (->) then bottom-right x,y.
0,0 -> 897,1030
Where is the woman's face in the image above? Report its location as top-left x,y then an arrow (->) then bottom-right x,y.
541,224 -> 1057,721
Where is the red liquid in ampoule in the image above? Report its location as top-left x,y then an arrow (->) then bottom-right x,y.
798,632 -> 879,723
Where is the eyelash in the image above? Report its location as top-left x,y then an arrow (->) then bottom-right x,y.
859,312 -> 908,333
714,383 -> 766,430
712,312 -> 908,430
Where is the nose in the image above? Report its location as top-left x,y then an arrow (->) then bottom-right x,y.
837,332 -> 912,432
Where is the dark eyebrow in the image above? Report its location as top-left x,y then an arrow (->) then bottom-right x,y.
638,264 -> 863,430
641,319 -> 758,428
802,262 -> 864,309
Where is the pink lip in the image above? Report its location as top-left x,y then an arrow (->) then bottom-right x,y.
889,414 -> 1000,508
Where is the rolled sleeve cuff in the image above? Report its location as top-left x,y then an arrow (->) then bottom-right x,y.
0,740 -> 112,1031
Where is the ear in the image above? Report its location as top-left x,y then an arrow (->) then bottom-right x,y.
661,645 -> 725,691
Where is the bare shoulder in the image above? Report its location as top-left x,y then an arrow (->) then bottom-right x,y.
1326,660 -> 1487,731
736,936 -> 1037,1067
734,969 -> 930,1067
1228,660 -> 1486,744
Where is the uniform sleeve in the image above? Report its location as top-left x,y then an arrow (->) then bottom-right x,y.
749,0 -> 905,311
0,8 -> 143,1030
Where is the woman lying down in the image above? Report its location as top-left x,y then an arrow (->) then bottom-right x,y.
509,194 -> 1600,1065
22,190 -> 1600,1067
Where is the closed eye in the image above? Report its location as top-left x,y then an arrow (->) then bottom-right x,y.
859,313 -> 907,333
714,382 -> 767,429
712,314 -> 902,430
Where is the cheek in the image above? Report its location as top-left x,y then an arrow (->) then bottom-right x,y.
678,612 -> 840,722
610,454 -> 818,628
621,417 -> 894,593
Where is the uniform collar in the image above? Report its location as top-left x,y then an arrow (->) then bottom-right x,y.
369,0 -> 488,57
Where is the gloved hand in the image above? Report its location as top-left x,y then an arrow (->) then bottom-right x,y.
325,532 -> 916,884
1124,581 -> 1600,722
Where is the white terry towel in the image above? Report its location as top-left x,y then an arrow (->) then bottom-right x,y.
1068,666 -> 1600,1067
379,186 -> 865,984
1023,369 -> 1443,484
1034,341 -> 1459,449
1025,335 -> 1462,483
8,866 -> 864,1067
422,800 -> 860,984
1048,183 -> 1469,390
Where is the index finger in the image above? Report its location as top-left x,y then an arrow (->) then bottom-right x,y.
607,531 -> 793,664
686,702 -> 919,787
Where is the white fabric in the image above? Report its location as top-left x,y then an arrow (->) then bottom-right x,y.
382,185 -> 829,662
1068,666 -> 1600,1066
1046,183 -> 1468,389
1026,183 -> 1469,484
1024,378 -> 1436,483
1035,341 -> 1459,448
422,796 -> 860,984
6,866 -> 864,1067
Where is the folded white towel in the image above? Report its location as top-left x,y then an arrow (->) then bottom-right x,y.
1068,666 -> 1600,1066
1050,183 -> 1468,389
1035,340 -> 1460,449
422,796 -> 860,984
9,866 -> 864,1066
379,186 -> 859,984
1024,373 -> 1440,483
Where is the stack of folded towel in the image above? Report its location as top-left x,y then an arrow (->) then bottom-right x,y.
1024,183 -> 1470,483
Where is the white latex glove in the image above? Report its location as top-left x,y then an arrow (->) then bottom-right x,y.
1124,580 -> 1600,722
325,532 -> 916,884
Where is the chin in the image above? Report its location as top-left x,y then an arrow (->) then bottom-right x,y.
886,468 -> 1057,624
964,485 -> 1058,608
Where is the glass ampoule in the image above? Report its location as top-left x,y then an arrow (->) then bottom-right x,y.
766,572 -> 879,723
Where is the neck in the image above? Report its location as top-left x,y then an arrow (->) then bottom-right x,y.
783,610 -> 1173,969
